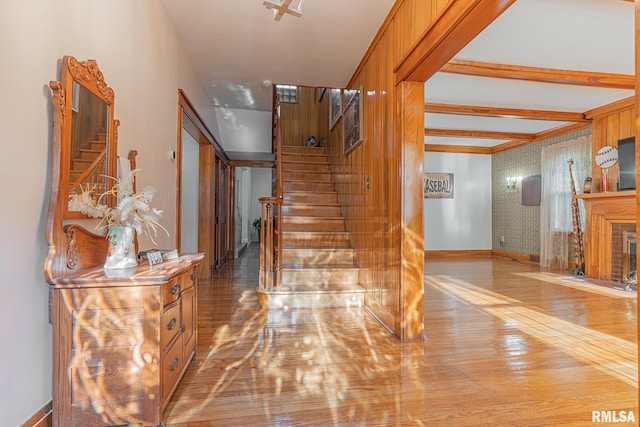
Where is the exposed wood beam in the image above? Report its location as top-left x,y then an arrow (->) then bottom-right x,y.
424,144 -> 492,154
584,96 -> 635,119
425,128 -> 535,140
395,0 -> 517,83
491,123 -> 591,153
424,102 -> 590,122
229,159 -> 275,168
441,59 -> 635,89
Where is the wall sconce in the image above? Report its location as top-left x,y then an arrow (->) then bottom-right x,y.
506,176 -> 521,192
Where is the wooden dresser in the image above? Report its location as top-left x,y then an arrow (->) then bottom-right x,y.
48,253 -> 203,426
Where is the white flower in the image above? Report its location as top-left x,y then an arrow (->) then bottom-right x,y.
68,169 -> 168,244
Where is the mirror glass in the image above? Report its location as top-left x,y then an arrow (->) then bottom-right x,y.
68,80 -> 112,209
61,56 -> 117,219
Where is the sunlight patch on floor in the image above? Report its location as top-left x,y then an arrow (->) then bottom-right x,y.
513,272 -> 636,299
425,275 -> 638,388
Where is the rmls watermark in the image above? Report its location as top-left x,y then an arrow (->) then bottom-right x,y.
592,410 -> 636,423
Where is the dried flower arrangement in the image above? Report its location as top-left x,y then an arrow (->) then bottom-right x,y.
69,169 -> 168,243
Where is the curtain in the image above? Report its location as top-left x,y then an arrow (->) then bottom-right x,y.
540,135 -> 592,269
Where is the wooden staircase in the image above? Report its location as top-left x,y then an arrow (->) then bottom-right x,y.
69,133 -> 108,193
259,145 -> 365,309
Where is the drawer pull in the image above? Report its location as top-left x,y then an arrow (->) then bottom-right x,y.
169,356 -> 179,372
190,272 -> 196,281
171,283 -> 181,295
167,317 -> 177,331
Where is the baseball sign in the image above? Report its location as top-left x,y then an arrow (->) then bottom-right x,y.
595,145 -> 618,169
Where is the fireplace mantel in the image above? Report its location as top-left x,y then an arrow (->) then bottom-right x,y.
575,190 -> 636,280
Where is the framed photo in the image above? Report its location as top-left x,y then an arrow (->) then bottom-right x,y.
343,87 -> 363,154
329,88 -> 342,130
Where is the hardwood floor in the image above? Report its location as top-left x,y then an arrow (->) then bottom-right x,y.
164,248 -> 637,426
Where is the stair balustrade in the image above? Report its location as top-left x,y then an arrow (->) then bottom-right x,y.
259,93 -> 283,291
258,196 -> 282,290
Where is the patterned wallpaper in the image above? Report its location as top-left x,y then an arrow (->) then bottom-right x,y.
491,127 -> 592,257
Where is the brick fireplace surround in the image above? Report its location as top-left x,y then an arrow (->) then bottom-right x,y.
575,191 -> 635,282
612,223 -> 636,282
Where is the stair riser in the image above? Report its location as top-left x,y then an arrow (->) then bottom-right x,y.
258,290 -> 363,309
282,146 -> 326,155
281,269 -> 359,286
282,154 -> 328,164
282,233 -> 350,247
281,249 -> 354,266
284,181 -> 335,192
284,193 -> 338,204
91,141 -> 106,150
284,172 -> 332,182
282,205 -> 341,217
72,159 -> 93,169
282,163 -> 330,173
282,219 -> 344,232
80,151 -> 102,160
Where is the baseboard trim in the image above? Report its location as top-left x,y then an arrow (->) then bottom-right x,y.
425,249 -> 492,258
424,249 -> 541,265
21,401 -> 52,427
491,250 -> 539,264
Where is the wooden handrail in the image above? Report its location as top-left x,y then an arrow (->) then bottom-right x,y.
69,149 -> 107,194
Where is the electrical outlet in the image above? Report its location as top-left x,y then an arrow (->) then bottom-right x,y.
500,236 -> 505,245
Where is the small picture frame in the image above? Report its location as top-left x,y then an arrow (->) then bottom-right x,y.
342,87 -> 363,154
329,88 -> 342,130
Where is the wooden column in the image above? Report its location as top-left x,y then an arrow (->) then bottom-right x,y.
635,0 -> 640,408
396,81 -> 424,341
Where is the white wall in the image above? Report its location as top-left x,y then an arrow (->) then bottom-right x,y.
215,107 -> 272,152
239,168 -> 252,246
250,168 -> 273,242
424,152 -> 492,250
180,130 -> 199,253
0,1 -> 221,424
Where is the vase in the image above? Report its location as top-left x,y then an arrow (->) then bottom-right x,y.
104,226 -> 138,270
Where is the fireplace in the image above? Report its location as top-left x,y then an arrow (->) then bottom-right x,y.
623,231 -> 636,279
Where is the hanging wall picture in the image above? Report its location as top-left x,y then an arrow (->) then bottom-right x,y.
423,173 -> 454,198
343,87 -> 363,154
329,88 -> 342,130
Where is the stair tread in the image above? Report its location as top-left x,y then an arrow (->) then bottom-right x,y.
282,229 -> 348,233
281,264 -> 357,269
282,202 -> 340,210
267,284 -> 365,293
282,246 -> 352,250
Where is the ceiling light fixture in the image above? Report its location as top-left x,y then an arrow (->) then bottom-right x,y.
263,0 -> 306,21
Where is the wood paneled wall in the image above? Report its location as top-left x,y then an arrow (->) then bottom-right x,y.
280,86 -> 320,146
321,0 -> 449,338
587,98 -> 636,192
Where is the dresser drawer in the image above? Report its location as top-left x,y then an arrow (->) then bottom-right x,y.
160,301 -> 181,352
162,277 -> 182,306
161,334 -> 184,407
180,267 -> 197,291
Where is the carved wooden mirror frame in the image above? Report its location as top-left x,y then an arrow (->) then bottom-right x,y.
45,56 -> 119,282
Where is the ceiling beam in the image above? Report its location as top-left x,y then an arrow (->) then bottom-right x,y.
441,59 -> 635,89
424,102 -> 590,122
395,0 -> 517,83
424,144 -> 492,154
425,128 -> 535,140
